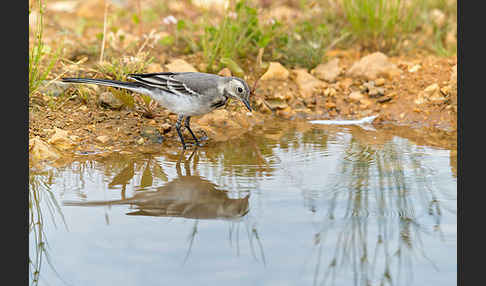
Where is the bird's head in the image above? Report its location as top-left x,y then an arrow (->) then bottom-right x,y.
223,77 -> 252,112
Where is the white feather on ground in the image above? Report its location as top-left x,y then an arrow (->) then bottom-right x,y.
309,114 -> 378,125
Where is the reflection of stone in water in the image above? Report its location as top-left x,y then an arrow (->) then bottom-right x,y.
347,125 -> 394,150
64,175 -> 250,220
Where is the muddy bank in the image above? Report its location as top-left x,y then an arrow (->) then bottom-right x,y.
29,51 -> 457,166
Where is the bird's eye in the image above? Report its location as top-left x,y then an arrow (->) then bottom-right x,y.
237,87 -> 244,93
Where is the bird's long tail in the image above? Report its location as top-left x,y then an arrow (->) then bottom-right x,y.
62,77 -> 149,94
62,199 -> 131,207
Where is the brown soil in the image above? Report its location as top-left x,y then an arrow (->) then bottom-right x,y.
28,50 -> 457,154
29,0 -> 457,160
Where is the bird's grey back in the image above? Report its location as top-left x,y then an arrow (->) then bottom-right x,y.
172,72 -> 227,96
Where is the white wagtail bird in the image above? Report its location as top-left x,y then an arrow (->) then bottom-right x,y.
62,72 -> 253,149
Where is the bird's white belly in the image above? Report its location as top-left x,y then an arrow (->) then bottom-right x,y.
150,91 -> 212,116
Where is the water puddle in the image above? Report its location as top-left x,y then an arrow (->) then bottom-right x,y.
29,122 -> 457,286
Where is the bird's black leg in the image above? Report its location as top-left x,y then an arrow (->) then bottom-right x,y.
175,114 -> 186,149
176,149 -> 185,176
184,116 -> 201,146
176,148 -> 197,176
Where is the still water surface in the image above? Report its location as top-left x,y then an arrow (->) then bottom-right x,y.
29,123 -> 457,286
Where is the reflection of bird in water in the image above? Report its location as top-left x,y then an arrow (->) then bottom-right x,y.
63,150 -> 250,220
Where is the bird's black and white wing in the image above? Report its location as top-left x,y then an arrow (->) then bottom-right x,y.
127,72 -> 218,97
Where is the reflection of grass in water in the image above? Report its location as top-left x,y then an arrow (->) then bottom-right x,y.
29,170 -> 68,286
179,218 -> 266,266
309,137 -> 454,286
179,216 -> 266,266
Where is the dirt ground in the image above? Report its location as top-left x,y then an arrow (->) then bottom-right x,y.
28,50 -> 457,157
28,0 -> 457,163
29,49 -> 456,134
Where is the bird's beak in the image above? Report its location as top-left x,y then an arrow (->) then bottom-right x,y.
241,98 -> 252,112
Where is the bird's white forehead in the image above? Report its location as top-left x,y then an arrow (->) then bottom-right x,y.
230,79 -> 243,86
230,78 -> 249,91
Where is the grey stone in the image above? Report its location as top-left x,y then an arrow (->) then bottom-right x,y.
369,87 -> 385,98
311,58 -> 340,82
98,92 -> 124,110
347,52 -> 401,80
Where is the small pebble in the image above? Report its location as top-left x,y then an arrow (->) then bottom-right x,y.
375,78 -> 385,86
408,65 -> 421,73
96,135 -> 110,144
349,91 -> 363,101
98,92 -> 123,110
161,123 -> 172,132
361,81 -> 375,92
369,87 -> 385,98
